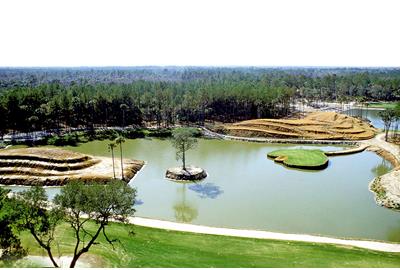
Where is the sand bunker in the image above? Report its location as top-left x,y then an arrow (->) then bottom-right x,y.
224,112 -> 377,140
0,147 -> 144,186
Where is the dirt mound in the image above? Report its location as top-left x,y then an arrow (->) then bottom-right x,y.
0,147 -> 144,186
224,112 -> 377,140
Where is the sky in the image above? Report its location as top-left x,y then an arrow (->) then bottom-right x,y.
0,0 -> 399,67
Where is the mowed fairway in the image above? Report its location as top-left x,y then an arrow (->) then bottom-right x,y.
5,222 -> 400,268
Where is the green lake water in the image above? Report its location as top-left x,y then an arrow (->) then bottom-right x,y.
8,138 -> 400,242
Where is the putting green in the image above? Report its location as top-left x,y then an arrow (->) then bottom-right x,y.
267,149 -> 329,170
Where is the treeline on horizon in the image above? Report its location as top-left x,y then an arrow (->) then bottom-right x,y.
0,67 -> 399,135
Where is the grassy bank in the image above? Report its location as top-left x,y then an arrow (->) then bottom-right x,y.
267,149 -> 329,169
2,221 -> 400,268
367,102 -> 397,109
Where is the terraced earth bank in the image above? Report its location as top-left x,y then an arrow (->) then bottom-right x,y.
0,147 -> 144,186
224,112 -> 377,140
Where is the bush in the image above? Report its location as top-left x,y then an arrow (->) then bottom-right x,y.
147,128 -> 173,138
123,129 -> 146,139
46,133 -> 80,146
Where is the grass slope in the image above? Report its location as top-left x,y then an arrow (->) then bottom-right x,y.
367,102 -> 397,109
3,221 -> 400,268
267,149 -> 329,169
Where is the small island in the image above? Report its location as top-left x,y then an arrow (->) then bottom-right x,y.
166,166 -> 207,181
166,128 -> 207,181
267,149 -> 329,170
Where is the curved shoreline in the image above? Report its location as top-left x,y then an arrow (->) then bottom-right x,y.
201,127 -> 400,209
2,130 -> 400,251
129,216 -> 400,253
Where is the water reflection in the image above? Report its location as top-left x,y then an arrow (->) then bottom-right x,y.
173,184 -> 198,223
386,226 -> 400,243
135,199 -> 144,206
371,159 -> 392,177
345,108 -> 383,129
189,183 -> 224,199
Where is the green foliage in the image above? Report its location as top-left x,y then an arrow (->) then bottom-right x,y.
1,67 -> 399,136
0,181 -> 136,268
54,180 -> 136,223
146,128 -> 173,138
171,128 -> 199,169
379,109 -> 398,141
0,187 -> 26,261
46,133 -> 80,146
13,186 -> 64,267
367,102 -> 397,109
53,180 -> 136,267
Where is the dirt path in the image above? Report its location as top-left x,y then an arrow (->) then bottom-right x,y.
362,133 -> 400,165
129,217 -> 400,253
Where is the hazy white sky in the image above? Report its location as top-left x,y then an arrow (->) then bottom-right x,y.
0,0 -> 399,67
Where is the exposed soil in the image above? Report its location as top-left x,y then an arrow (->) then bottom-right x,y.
224,112 -> 377,140
0,147 -> 144,186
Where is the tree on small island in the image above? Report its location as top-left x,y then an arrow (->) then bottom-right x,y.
171,128 -> 198,170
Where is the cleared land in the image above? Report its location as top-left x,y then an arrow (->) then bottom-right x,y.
4,221 -> 400,268
224,112 -> 377,140
267,149 -> 329,170
0,147 -> 144,185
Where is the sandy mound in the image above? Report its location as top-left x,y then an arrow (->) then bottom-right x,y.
224,112 -> 377,140
0,147 -> 144,186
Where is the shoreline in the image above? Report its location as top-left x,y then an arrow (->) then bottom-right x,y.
2,126 -> 400,250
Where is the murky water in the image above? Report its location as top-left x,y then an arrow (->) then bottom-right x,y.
8,138 -> 400,242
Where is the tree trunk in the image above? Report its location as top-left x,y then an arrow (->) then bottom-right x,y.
70,224 -> 105,268
385,127 -> 389,141
182,145 -> 186,170
111,148 -> 116,179
120,143 -> 124,180
46,247 -> 59,268
122,110 -> 125,129
30,229 -> 59,268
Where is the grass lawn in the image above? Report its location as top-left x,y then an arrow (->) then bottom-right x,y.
267,149 -> 328,169
367,102 -> 397,109
2,221 -> 400,268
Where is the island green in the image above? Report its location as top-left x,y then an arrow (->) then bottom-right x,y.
267,149 -> 329,169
